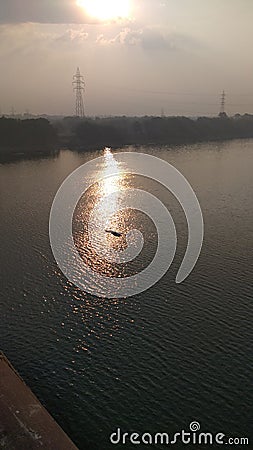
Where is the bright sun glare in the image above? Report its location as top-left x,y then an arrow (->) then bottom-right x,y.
76,0 -> 130,21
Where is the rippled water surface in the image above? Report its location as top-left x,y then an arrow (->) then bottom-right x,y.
0,140 -> 252,449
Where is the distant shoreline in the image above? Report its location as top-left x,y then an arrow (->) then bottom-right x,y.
63,134 -> 253,153
1,136 -> 253,165
1,115 -> 253,161
55,114 -> 253,151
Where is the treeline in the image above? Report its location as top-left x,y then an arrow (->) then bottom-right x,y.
59,114 -> 253,149
0,117 -> 57,154
1,115 -> 253,156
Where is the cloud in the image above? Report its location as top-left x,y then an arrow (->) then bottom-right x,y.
0,23 -> 90,60
96,27 -> 203,52
96,28 -> 143,46
55,28 -> 89,45
0,0 -> 93,24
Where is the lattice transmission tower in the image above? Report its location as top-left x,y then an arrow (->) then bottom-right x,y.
73,67 -> 85,117
219,90 -> 226,116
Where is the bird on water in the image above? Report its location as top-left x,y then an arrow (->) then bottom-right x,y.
105,230 -> 122,238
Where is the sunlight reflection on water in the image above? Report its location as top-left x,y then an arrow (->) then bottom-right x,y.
73,148 -> 138,285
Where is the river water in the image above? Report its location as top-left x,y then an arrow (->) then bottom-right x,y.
0,140 -> 252,449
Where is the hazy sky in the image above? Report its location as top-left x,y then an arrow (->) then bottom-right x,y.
0,0 -> 253,116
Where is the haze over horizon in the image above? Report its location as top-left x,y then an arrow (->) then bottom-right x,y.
0,0 -> 253,117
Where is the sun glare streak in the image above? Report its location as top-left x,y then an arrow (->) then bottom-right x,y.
102,147 -> 121,196
89,148 -> 123,249
76,0 -> 130,21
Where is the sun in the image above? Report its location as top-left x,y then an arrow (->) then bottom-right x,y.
76,0 -> 130,21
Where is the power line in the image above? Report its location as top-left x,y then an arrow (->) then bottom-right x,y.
101,83 -> 253,99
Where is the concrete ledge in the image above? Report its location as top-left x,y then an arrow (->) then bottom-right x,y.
0,352 -> 78,449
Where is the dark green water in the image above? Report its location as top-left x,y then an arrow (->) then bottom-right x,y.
0,140 -> 252,449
